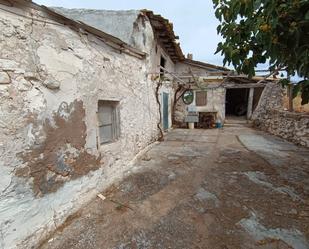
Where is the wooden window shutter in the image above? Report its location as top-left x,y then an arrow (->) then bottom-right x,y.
196,91 -> 207,106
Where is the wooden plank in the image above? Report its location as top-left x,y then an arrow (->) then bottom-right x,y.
158,34 -> 171,39
166,49 -> 175,53
151,20 -> 163,27
160,39 -> 171,43
163,43 -> 174,48
224,83 -> 266,89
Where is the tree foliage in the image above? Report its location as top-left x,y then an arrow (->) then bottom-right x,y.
213,0 -> 309,104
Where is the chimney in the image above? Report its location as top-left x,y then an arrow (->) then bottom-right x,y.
187,53 -> 193,60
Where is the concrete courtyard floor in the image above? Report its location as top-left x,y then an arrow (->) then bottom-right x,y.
41,125 -> 309,249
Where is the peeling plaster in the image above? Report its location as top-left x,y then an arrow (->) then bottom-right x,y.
19,100 -> 101,196
0,4 -> 163,249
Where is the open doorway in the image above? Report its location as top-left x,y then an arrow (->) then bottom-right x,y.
225,88 -> 249,118
160,56 -> 166,76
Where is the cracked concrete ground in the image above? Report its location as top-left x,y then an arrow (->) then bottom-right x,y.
40,125 -> 309,249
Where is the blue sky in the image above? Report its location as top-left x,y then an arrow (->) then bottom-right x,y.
34,0 -> 224,66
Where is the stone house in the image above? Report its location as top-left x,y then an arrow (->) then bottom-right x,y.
54,8 -> 186,131
1,0 -> 307,248
0,1 -> 184,248
173,58 -> 308,148
53,7 -> 275,131
173,57 -> 274,128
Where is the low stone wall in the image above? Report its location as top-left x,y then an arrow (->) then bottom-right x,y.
252,82 -> 309,147
254,110 -> 309,147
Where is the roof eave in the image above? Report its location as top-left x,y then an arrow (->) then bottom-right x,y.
9,0 -> 146,59
183,58 -> 230,72
141,9 -> 185,62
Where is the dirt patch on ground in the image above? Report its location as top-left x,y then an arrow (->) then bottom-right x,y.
40,127 -> 309,249
117,170 -> 171,202
18,100 -> 101,196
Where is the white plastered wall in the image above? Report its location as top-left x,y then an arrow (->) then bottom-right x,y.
0,4 -> 160,248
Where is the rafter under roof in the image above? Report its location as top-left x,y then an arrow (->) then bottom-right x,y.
141,10 -> 185,62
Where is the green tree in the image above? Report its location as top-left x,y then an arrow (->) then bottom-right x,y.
213,0 -> 309,104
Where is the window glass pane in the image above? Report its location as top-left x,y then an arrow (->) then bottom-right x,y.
98,105 -> 112,126
99,125 -> 112,144
98,101 -> 120,144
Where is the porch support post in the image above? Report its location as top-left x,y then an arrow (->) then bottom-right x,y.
247,88 -> 254,120
287,84 -> 294,112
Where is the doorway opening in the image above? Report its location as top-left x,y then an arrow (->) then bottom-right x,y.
160,56 -> 166,76
225,88 -> 249,118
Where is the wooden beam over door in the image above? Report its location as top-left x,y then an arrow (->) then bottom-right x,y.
224,83 -> 267,89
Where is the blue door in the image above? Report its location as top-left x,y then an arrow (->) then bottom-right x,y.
163,92 -> 169,130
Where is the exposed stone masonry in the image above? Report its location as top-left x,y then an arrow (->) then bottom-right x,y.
252,83 -> 309,147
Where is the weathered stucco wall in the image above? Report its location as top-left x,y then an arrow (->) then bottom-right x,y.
0,4 -> 160,249
148,37 -> 176,130
174,87 -> 225,127
195,88 -> 226,120
252,83 -> 309,147
174,62 -> 226,126
55,6 -> 176,130
56,6 -> 177,131
53,8 -> 156,54
149,40 -> 175,78
53,8 -> 140,46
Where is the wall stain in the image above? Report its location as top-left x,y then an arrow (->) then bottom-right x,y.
18,100 -> 101,196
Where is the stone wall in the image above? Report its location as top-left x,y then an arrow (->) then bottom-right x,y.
254,110 -> 309,147
252,82 -> 285,118
0,3 -> 160,248
252,83 -> 309,147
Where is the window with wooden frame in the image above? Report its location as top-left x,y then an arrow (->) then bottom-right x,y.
196,91 -> 207,106
98,100 -> 120,144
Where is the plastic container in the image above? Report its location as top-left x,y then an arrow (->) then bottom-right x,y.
215,122 -> 223,128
